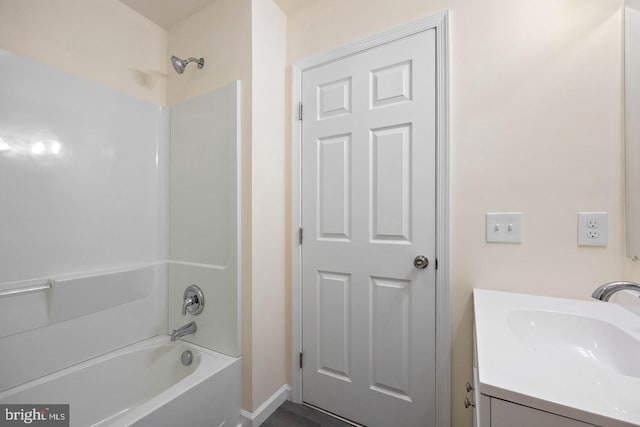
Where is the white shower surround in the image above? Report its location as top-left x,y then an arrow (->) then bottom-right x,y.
0,49 -> 171,391
0,49 -> 242,423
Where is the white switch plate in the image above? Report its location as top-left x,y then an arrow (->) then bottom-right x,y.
578,212 -> 608,246
486,212 -> 523,243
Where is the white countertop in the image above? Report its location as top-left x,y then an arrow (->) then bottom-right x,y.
473,289 -> 640,427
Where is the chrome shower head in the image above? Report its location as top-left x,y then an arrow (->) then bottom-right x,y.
170,55 -> 205,74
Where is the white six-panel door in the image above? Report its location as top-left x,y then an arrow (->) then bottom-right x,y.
301,29 -> 437,426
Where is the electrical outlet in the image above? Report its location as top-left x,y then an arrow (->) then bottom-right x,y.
578,212 -> 608,246
586,218 -> 599,229
586,230 -> 600,239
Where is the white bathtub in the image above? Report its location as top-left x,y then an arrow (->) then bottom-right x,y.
0,336 -> 241,427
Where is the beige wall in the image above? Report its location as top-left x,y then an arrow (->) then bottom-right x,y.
166,0 -> 256,411
285,0 -> 625,425
0,0 -> 167,105
166,0 -> 252,106
625,258 -> 640,280
251,0 -> 288,410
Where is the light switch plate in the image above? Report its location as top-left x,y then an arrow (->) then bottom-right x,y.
486,212 -> 523,243
578,212 -> 608,246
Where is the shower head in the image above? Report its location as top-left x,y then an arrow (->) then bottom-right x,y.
170,55 -> 205,74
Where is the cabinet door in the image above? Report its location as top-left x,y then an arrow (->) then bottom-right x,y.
491,398 -> 598,427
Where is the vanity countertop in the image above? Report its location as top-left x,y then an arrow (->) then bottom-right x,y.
473,289 -> 640,427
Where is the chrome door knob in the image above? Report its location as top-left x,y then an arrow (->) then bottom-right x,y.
414,255 -> 429,269
465,382 -> 474,392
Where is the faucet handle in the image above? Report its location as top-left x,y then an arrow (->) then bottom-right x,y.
182,296 -> 194,316
182,285 -> 205,316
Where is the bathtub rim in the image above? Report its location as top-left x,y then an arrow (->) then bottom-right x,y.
0,334 -> 241,427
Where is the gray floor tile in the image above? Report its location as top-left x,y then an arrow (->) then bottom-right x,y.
263,401 -> 353,427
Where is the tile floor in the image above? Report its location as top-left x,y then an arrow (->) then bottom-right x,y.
262,401 -> 354,427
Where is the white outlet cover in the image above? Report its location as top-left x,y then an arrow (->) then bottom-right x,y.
578,212 -> 608,246
486,212 -> 523,243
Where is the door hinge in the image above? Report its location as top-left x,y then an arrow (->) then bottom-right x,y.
298,102 -> 303,121
435,258 -> 438,270
299,352 -> 304,369
298,227 -> 303,245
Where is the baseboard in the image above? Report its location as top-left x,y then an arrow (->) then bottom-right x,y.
240,384 -> 291,427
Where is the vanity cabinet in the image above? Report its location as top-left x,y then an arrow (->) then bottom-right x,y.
474,393 -> 598,427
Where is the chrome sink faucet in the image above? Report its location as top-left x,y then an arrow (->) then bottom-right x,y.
591,281 -> 640,301
170,321 -> 197,342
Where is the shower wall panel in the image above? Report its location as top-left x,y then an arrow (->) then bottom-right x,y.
0,49 -> 168,283
0,49 -> 169,390
168,81 -> 240,356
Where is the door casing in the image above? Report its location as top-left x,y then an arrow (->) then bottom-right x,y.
290,11 -> 450,427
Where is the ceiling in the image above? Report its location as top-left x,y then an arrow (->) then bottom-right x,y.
119,0 -> 215,29
119,0 -> 316,29
273,0 -> 317,14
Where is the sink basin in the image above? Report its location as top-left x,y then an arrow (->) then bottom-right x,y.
475,290 -> 640,426
508,309 -> 640,378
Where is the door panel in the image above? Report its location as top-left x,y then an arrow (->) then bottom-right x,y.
317,134 -> 351,240
317,271 -> 351,381
370,123 -> 412,242
318,78 -> 352,119
370,60 -> 412,108
301,29 -> 436,427
370,276 -> 411,401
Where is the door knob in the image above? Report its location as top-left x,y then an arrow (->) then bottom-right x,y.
414,255 -> 429,269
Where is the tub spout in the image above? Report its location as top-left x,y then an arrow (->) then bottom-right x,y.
170,321 -> 197,342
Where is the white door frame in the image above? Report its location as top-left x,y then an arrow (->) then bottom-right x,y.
290,11 -> 450,427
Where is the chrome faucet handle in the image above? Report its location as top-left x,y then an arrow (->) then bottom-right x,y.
182,285 -> 205,316
182,296 -> 194,316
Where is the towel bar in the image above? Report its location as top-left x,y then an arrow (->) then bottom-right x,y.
0,280 -> 54,298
